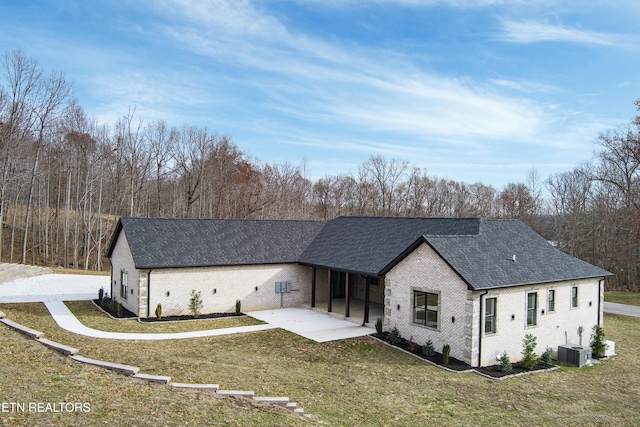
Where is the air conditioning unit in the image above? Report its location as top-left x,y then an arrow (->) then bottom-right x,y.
557,344 -> 592,367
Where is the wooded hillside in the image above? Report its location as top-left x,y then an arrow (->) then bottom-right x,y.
2,49 -> 639,290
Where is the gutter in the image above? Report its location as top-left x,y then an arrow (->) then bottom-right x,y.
477,290 -> 489,368
147,270 -> 152,318
597,278 -> 604,326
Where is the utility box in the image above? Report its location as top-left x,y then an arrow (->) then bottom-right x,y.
557,344 -> 592,367
275,281 -> 291,293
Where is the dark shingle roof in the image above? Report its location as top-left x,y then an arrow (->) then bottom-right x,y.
107,216 -> 611,290
425,219 -> 612,290
108,217 -> 326,269
299,216 -> 480,275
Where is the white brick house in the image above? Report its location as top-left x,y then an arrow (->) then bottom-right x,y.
107,216 -> 610,367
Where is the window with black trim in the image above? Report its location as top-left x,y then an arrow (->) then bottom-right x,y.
526,292 -> 537,327
571,286 -> 578,308
485,297 -> 496,334
413,290 -> 438,328
120,271 -> 128,300
547,289 -> 555,312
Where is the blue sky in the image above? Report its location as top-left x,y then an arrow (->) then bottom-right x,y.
1,0 -> 639,187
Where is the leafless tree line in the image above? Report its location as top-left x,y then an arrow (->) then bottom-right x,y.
1,49 -> 639,289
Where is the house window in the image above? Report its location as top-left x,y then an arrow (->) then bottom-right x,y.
547,289 -> 555,312
571,286 -> 578,308
526,292 -> 537,327
120,271 -> 128,300
485,297 -> 497,334
413,291 -> 438,329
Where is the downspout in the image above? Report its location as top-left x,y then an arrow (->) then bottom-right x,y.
147,270 -> 152,318
597,278 -> 604,326
477,290 -> 489,368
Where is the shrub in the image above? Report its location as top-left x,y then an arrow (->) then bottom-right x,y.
109,298 -> 117,313
442,344 -> 451,365
155,303 -> 162,320
590,325 -> 607,358
521,334 -> 539,370
408,336 -> 418,351
389,326 -> 402,345
500,351 -> 513,374
189,290 -> 203,318
540,347 -> 554,367
422,339 -> 435,357
375,317 -> 383,335
98,287 -> 104,304
117,302 -> 123,318
235,299 -> 242,314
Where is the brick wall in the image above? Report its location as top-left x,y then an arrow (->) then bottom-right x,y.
384,242 -> 473,365
146,263 -> 314,317
479,277 -> 603,366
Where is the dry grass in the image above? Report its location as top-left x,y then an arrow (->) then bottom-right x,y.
605,291 -> 640,307
51,267 -> 109,276
0,325 -> 312,427
1,302 -> 639,426
67,300 -> 264,333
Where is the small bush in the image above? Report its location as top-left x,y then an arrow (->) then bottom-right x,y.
155,303 -> 162,320
375,317 -> 383,335
408,336 -> 418,351
109,298 -> 117,313
521,334 -> 539,370
117,302 -> 123,318
422,339 -> 435,357
389,326 -> 402,345
540,347 -> 554,367
590,325 -> 607,358
235,299 -> 242,314
189,290 -> 203,318
442,344 -> 451,365
98,287 -> 104,304
500,351 -> 513,374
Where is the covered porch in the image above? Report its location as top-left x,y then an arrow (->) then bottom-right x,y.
307,267 -> 386,327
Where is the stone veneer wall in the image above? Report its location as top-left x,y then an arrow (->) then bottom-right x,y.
109,229 -> 142,316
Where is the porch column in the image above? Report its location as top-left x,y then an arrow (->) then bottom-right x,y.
363,276 -> 371,325
310,267 -> 316,308
328,269 -> 333,312
345,273 -> 350,318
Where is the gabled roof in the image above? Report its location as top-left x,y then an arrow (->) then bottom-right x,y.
299,216 -> 611,290
298,216 -> 480,275
106,217 -> 326,269
107,216 -> 611,290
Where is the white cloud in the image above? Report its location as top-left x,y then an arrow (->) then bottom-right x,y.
499,20 -> 621,46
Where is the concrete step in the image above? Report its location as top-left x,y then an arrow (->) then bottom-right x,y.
0,318 -> 44,339
216,390 -> 255,398
253,396 -> 289,406
294,408 -> 305,415
286,402 -> 297,409
70,355 -> 139,376
171,383 -> 219,390
37,337 -> 79,356
132,373 -> 171,384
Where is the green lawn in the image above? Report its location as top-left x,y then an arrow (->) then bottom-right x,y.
605,291 -> 640,306
1,301 -> 639,426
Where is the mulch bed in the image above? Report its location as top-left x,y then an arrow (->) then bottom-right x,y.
373,332 -> 558,378
373,332 -> 472,372
93,299 -> 137,319
138,312 -> 245,322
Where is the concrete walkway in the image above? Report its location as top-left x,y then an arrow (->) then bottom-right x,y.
0,274 -> 108,303
604,302 -> 640,318
247,307 -> 374,342
44,300 -> 276,340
